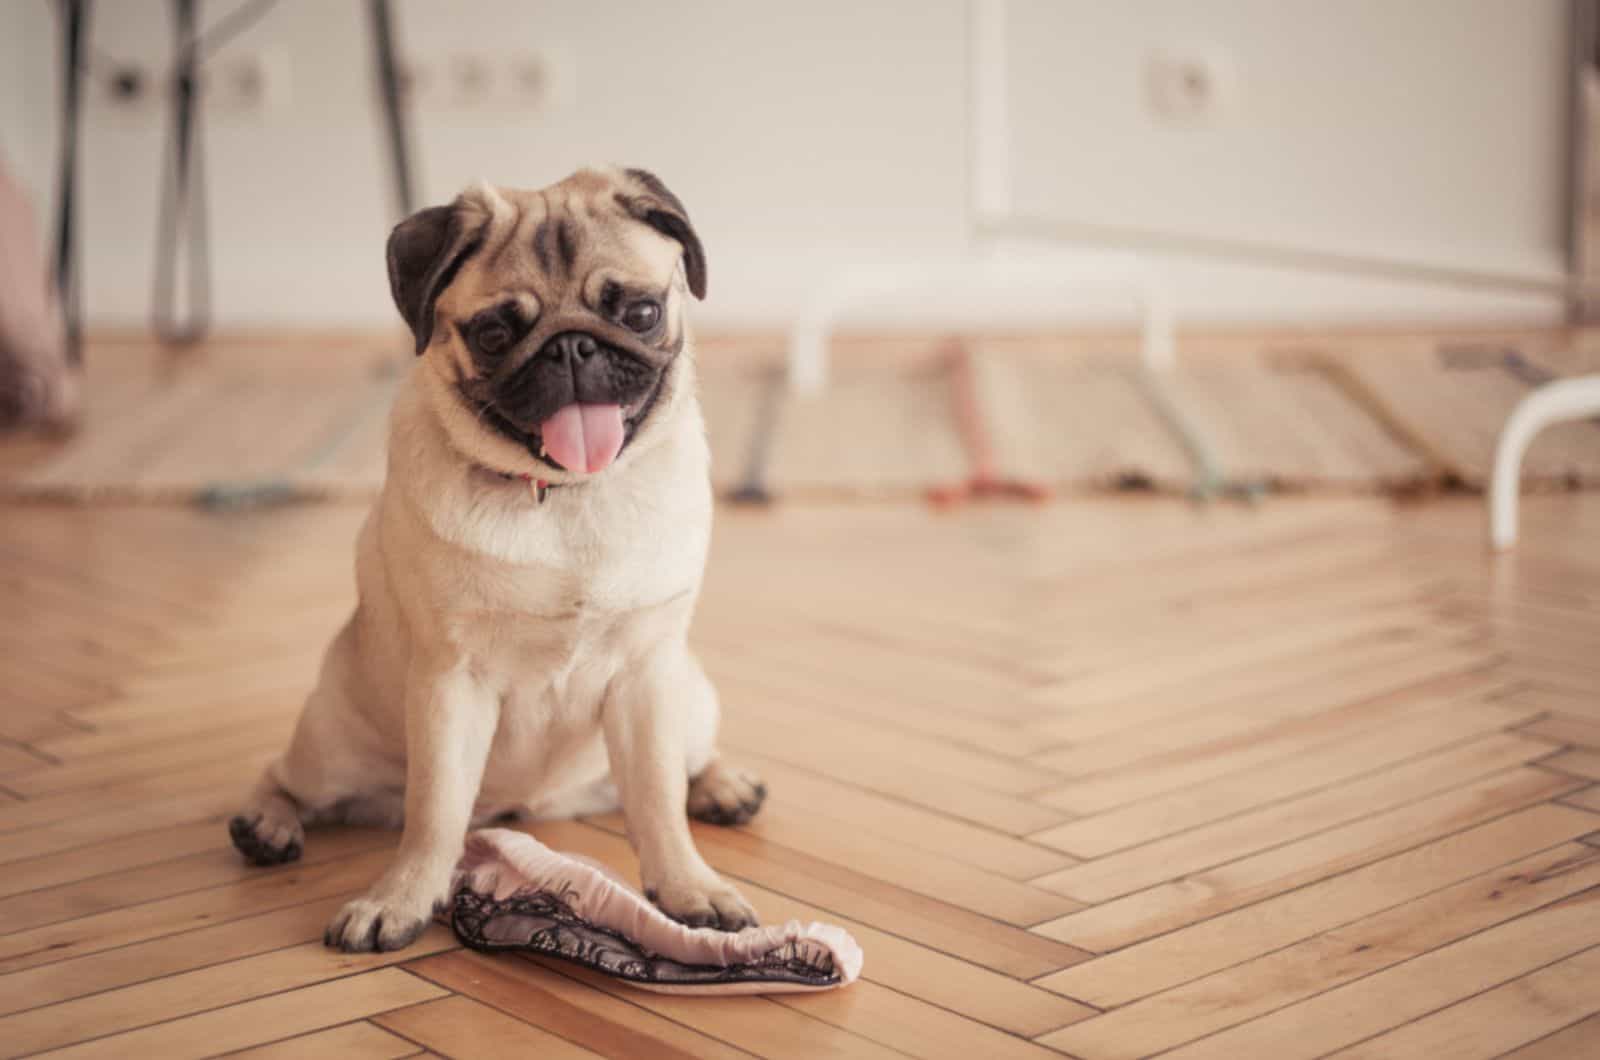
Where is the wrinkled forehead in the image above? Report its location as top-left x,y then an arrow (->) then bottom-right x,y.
443,179 -> 682,311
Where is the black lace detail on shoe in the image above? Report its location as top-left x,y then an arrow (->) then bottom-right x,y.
450,886 -> 839,989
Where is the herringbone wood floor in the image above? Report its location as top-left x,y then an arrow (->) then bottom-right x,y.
3,483 -> 1599,1056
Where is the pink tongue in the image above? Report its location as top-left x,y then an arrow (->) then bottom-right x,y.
539,403 -> 625,474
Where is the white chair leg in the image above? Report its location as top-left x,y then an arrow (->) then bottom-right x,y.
1488,375 -> 1600,550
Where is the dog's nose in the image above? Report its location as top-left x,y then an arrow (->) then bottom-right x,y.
541,332 -> 599,363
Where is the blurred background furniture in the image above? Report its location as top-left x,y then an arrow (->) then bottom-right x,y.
1490,374 -> 1600,548
48,0 -> 417,362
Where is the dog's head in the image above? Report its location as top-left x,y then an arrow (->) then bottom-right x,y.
387,167 -> 706,479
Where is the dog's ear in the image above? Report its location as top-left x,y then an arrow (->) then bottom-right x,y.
617,168 -> 707,300
387,200 -> 483,355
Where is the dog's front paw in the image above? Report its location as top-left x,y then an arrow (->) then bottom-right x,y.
228,811 -> 303,866
647,873 -> 759,932
688,760 -> 767,827
324,893 -> 433,953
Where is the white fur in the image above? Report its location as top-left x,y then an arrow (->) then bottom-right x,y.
236,340 -> 757,951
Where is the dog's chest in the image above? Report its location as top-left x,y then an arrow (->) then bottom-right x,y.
439,482 -> 707,682
457,489 -> 706,615
463,569 -> 675,805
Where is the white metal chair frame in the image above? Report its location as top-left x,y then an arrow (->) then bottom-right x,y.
1488,374 -> 1600,549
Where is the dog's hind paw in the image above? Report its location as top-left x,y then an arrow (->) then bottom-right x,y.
228,812 -> 303,866
687,759 -> 767,827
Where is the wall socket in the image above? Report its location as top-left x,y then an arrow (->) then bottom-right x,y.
94,60 -> 160,110
398,52 -> 567,110
204,52 -> 289,113
92,51 -> 288,115
90,49 -> 558,115
1146,49 -> 1229,124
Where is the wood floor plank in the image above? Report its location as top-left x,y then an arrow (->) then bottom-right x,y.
525,958 -> 907,1060
0,741 -> 53,772
777,977 -> 1071,1060
1025,633 -> 1483,767
1019,622 -> 1456,757
1561,784 -> 1600,813
732,750 -> 1075,880
375,996 -> 606,1059
0,756 -> 270,838
1517,713 -> 1600,750
1032,763 -> 1579,951
422,938 -> 1074,1060
0,846 -> 396,975
1032,803 -> 1598,1008
403,950 -> 755,1060
27,694 -> 301,761
1031,656 -> 1502,815
0,895 -> 359,1017
0,930 -> 456,1058
703,620 -> 1048,724
1321,943 -> 1600,1060
719,679 -> 1067,794
1502,682 -> 1600,721
0,827 -> 389,937
4,719 -> 292,799
25,967 -> 445,1060
1030,705 -> 1538,861
1540,747 -> 1600,781
0,703 -> 87,746
218,1021 -> 419,1060
1025,661 -> 1487,790
719,709 -> 1068,835
1026,602 -> 1467,716
1497,1012 -> 1600,1060
1039,844 -> 1600,1059
0,819 -> 227,900
1031,737 -> 1564,907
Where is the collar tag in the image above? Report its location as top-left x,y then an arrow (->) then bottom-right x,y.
499,470 -> 553,503
516,473 -> 549,503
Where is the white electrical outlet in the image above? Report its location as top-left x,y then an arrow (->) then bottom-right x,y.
399,51 -> 568,111
445,54 -> 496,106
506,53 -> 555,106
1146,49 -> 1229,123
204,51 -> 289,114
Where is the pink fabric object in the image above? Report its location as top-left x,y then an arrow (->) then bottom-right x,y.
0,157 -> 79,430
451,828 -> 864,994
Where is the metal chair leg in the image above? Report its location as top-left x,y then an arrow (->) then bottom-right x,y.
152,0 -> 212,346
52,0 -> 90,367
368,0 -> 415,219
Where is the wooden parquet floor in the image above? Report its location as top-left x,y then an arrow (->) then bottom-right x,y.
2,487 -> 1599,1058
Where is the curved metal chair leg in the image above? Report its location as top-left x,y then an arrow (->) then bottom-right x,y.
1488,375 -> 1600,550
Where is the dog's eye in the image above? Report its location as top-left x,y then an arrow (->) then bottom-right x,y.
621,300 -> 661,333
473,320 -> 515,356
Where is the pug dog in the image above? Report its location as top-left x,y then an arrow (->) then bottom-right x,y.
228,167 -> 766,953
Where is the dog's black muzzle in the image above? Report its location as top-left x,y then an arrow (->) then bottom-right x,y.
463,330 -> 668,467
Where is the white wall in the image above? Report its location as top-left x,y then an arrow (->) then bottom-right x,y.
0,6 -> 24,169
1004,0 -> 1570,321
0,0 -> 1571,330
